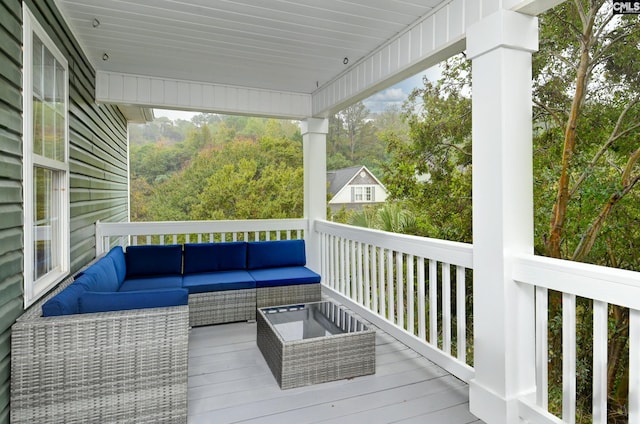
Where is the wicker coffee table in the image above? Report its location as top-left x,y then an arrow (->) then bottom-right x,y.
257,300 -> 376,389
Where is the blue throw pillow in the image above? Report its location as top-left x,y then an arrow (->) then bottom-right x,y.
125,244 -> 183,277
183,242 -> 247,273
247,240 -> 306,269
42,280 -> 90,316
78,289 -> 188,313
105,246 -> 127,284
81,257 -> 120,292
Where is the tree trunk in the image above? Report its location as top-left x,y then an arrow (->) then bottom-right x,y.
546,37 -> 593,258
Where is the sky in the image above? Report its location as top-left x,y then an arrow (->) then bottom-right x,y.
154,65 -> 441,121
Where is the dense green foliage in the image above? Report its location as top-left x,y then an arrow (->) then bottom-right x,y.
533,4 -> 639,421
377,57 -> 472,242
130,108 -> 400,222
130,117 -> 305,221
374,2 -> 638,422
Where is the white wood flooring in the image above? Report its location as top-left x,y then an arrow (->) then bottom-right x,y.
188,318 -> 483,424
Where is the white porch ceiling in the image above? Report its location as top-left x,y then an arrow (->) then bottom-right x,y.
55,0 -> 444,95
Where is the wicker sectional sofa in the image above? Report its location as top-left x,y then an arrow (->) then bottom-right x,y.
11,239 -> 321,423
40,239 -> 321,326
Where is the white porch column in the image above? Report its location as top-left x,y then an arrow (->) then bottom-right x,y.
467,10 -> 538,424
301,118 -> 328,273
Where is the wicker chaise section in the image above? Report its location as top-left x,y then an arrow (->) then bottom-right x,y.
256,283 -> 321,308
11,277 -> 189,424
188,289 -> 256,326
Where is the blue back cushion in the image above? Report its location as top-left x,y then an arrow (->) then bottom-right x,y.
183,242 -> 247,274
81,257 -> 121,292
41,275 -> 93,316
78,288 -> 188,314
105,246 -> 127,284
125,244 -> 183,277
247,240 -> 306,270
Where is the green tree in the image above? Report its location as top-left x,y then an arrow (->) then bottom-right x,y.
380,56 -> 472,242
140,135 -> 304,221
531,3 -> 640,420
536,1 -> 640,263
130,142 -> 189,184
327,101 -> 385,171
129,177 -> 153,221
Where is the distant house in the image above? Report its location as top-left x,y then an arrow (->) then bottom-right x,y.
327,166 -> 388,212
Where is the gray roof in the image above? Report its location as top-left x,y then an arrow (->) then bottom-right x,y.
327,166 -> 366,196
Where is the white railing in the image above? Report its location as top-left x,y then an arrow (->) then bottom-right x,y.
93,218 -> 640,422
95,219 -> 308,255
314,220 -> 474,382
513,254 -> 640,424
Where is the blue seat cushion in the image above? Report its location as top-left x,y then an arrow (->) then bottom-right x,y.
183,242 -> 247,274
118,275 -> 183,292
182,270 -> 256,294
80,257 -> 120,292
247,240 -> 306,270
41,276 -> 93,317
78,288 -> 188,314
126,244 -> 183,277
249,266 -> 321,288
105,246 -> 127,284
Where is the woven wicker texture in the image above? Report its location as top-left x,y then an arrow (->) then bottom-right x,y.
256,284 -> 321,308
11,305 -> 189,423
257,302 -> 375,389
189,289 -> 256,326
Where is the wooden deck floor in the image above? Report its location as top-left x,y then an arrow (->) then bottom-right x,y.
187,317 -> 483,424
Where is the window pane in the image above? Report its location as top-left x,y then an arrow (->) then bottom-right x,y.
354,187 -> 363,201
34,167 -> 54,279
32,35 -> 43,98
55,112 -> 64,161
43,47 -> 55,103
33,99 -> 44,156
33,37 -> 66,162
43,104 -> 55,159
55,62 -> 65,105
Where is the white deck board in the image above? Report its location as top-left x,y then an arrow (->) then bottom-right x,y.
188,320 -> 482,423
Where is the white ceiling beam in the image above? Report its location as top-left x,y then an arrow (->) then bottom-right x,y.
311,0 -> 476,117
311,0 -> 567,117
96,70 -> 312,120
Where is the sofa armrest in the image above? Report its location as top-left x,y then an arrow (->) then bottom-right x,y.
11,305 -> 189,423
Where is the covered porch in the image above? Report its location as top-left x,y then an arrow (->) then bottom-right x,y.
4,0 -> 640,423
188,317 -> 479,423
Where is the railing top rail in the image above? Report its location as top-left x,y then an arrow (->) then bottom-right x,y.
315,219 -> 473,268
513,253 -> 640,310
96,218 -> 309,237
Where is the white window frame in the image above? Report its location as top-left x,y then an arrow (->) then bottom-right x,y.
23,6 -> 70,307
363,186 -> 373,202
351,185 -> 376,203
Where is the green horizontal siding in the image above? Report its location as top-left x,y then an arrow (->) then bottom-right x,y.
0,0 -> 21,421
0,204 -> 22,230
0,155 -> 20,180
0,0 -> 130,421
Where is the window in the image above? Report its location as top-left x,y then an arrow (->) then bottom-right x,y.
351,186 -> 376,202
23,6 -> 69,306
